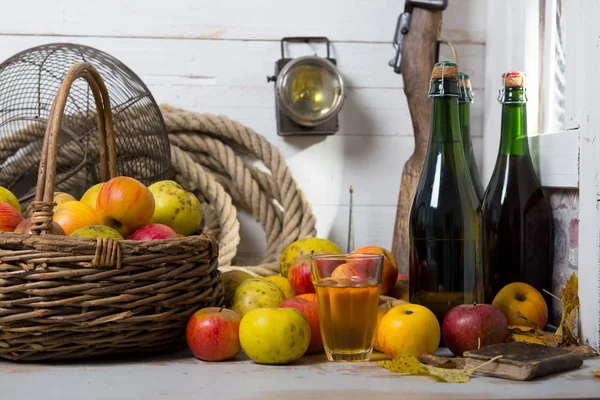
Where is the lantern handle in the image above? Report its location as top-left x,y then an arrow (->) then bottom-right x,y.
280,36 -> 331,59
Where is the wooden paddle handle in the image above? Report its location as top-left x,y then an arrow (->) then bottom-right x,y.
391,8 -> 443,275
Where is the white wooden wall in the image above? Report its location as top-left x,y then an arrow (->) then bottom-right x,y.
1,0 -> 487,263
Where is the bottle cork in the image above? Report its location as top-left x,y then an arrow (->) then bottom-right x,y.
502,71 -> 526,88
431,61 -> 459,80
458,72 -> 471,88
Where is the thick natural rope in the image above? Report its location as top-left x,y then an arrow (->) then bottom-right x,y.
162,105 -> 316,276
170,146 -> 240,267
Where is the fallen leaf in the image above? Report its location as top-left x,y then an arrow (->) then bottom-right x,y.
506,325 -> 562,346
417,354 -> 466,369
508,325 -> 537,334
594,369 -> 600,378
378,356 -> 428,375
515,311 -> 539,328
509,333 -> 547,345
566,345 -> 600,359
539,330 -> 562,347
379,354 -> 502,383
424,365 -> 473,383
556,273 -> 579,345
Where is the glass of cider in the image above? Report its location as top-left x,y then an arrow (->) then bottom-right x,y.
310,253 -> 384,362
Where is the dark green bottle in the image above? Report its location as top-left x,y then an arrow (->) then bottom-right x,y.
481,72 -> 554,305
409,62 -> 483,326
458,72 -> 484,200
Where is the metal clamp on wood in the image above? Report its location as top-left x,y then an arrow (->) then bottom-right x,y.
389,0 -> 449,74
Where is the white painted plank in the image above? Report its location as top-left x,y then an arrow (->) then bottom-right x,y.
482,0 -> 541,186
2,350 -> 600,400
568,0 -> 600,350
151,85 -> 485,138
0,36 -> 485,90
529,130 -> 579,188
0,0 -> 486,44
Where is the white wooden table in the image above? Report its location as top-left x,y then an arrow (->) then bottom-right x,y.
1,350 -> 599,400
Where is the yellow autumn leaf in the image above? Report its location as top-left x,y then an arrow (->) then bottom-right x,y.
423,365 -> 473,383
594,369 -> 600,378
555,273 -> 579,346
378,356 -> 428,375
417,354 -> 465,369
379,355 -> 503,383
510,333 -> 547,345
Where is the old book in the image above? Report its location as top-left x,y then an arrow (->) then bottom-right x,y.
463,342 -> 583,381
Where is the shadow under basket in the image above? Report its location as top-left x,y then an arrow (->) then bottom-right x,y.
0,62 -> 223,361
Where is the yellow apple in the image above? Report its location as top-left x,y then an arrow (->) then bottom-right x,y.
374,298 -> 409,352
53,192 -> 77,209
0,186 -> 21,214
148,180 -> 202,236
53,201 -> 99,236
377,303 -> 440,358
264,275 -> 296,299
80,183 -> 104,210
239,308 -> 311,364
492,282 -> 548,329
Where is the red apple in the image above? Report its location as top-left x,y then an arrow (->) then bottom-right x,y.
186,307 -> 241,361
331,262 -> 368,280
96,176 -> 155,237
350,246 -> 398,295
14,217 -> 65,235
288,255 -> 315,295
442,303 -> 509,356
280,297 -> 323,354
397,274 -> 409,281
0,201 -> 22,232
128,223 -> 178,241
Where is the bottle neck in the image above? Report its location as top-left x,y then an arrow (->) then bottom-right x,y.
459,102 -> 470,133
499,88 -> 530,156
431,96 -> 462,143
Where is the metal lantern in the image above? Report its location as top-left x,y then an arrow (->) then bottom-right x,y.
268,37 -> 346,136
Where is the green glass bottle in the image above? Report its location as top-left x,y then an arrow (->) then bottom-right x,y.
409,62 -> 483,327
458,72 -> 484,200
481,72 -> 554,305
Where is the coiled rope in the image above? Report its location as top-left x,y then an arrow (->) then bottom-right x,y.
162,105 -> 317,277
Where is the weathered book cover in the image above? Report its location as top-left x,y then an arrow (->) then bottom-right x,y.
463,342 -> 583,381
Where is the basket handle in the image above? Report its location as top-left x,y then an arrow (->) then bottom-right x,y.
30,62 -> 117,235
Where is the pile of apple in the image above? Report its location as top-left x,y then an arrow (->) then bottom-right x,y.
0,177 -> 203,241
186,237 -> 414,364
186,236 -> 552,364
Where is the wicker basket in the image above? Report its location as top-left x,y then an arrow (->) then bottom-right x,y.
0,63 -> 223,362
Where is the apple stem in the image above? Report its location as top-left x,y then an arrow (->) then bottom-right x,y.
219,305 -> 225,313
477,337 -> 481,349
543,289 -> 561,302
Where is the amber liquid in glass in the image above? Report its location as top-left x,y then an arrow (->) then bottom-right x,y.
315,280 -> 380,361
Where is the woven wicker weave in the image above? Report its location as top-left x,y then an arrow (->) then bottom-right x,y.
0,63 -> 223,362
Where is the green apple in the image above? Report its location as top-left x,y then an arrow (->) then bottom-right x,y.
0,186 -> 21,214
148,180 -> 202,236
70,225 -> 124,240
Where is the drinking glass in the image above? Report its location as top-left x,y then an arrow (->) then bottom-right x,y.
310,253 -> 384,362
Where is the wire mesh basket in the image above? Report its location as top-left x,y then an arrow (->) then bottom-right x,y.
0,43 -> 173,205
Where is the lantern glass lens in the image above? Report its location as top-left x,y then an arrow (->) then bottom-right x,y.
278,57 -> 344,126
